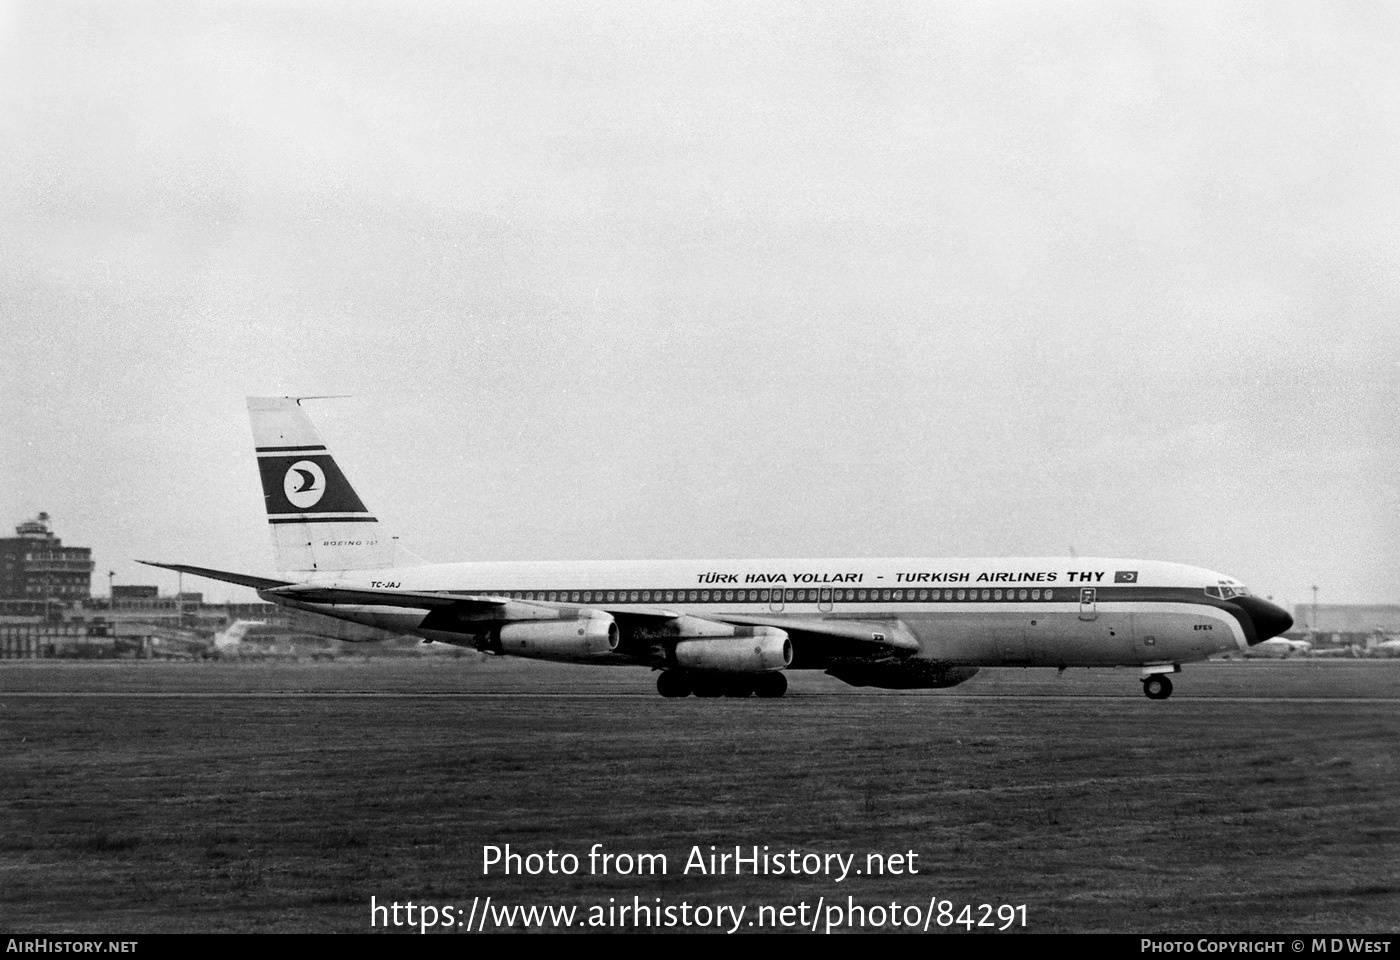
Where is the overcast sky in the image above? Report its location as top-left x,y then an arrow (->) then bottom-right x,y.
2,1 -> 1397,609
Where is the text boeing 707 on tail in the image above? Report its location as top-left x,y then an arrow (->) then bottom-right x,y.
144,397 -> 1293,700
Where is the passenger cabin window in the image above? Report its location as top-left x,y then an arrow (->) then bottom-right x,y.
478,583 -> 1076,607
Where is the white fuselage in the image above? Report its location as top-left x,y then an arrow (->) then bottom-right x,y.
274,556 -> 1252,669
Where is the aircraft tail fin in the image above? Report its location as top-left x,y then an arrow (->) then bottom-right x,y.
248,397 -> 406,574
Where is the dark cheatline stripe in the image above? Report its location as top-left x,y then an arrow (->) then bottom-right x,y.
255,445 -> 328,453
268,516 -> 378,524
454,586 -> 1244,615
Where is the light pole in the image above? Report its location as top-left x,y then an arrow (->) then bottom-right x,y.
1311,584 -> 1319,634
108,571 -> 117,643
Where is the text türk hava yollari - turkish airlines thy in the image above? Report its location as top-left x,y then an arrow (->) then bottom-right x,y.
144,397 -> 1292,700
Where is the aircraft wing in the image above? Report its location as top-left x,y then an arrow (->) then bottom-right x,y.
147,562 -> 918,656
276,589 -> 920,654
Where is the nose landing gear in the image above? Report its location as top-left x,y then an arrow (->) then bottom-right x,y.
1142,674 -> 1173,700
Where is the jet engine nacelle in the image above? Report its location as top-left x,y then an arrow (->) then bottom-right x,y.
673,628 -> 792,673
498,612 -> 620,662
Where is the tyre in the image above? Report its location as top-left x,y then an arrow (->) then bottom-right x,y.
1142,675 -> 1173,700
723,676 -> 756,698
692,675 -> 725,698
657,671 -> 692,698
754,672 -> 788,698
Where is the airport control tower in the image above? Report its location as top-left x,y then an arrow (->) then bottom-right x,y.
0,513 -> 94,604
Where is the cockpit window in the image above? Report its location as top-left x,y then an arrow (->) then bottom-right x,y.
1205,583 -> 1251,600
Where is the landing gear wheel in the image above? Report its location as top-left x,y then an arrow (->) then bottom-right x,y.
692,675 -> 725,698
1142,675 -> 1173,700
723,676 -> 756,698
657,671 -> 692,698
754,672 -> 788,699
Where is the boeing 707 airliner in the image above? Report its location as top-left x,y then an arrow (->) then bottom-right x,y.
144,397 -> 1293,700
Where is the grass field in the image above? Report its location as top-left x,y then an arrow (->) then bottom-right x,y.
2,659 -> 1398,933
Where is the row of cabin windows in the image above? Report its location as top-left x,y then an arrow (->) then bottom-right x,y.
492,587 -> 1059,604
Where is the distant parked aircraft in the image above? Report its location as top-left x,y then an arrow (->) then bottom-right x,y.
212,619 -> 267,654
1242,637 -> 1313,659
1365,634 -> 1400,658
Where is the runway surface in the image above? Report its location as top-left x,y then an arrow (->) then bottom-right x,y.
4,690 -> 1398,703
3,659 -> 1398,934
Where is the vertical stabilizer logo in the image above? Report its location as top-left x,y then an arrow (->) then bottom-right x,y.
284,460 -> 327,509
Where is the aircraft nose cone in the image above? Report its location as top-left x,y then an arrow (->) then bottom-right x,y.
1234,595 -> 1294,643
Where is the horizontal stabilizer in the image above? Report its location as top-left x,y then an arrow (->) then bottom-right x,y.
138,561 -> 293,591
265,583 -> 508,612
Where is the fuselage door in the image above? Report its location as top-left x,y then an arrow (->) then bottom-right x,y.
818,587 -> 833,613
769,589 -> 785,613
1079,587 -> 1097,621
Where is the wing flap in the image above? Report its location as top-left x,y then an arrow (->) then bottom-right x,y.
585,607 -> 917,652
596,605 -> 683,623
706,614 -> 920,651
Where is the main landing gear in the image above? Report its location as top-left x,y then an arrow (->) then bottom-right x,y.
1141,674 -> 1173,700
656,670 -> 787,699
